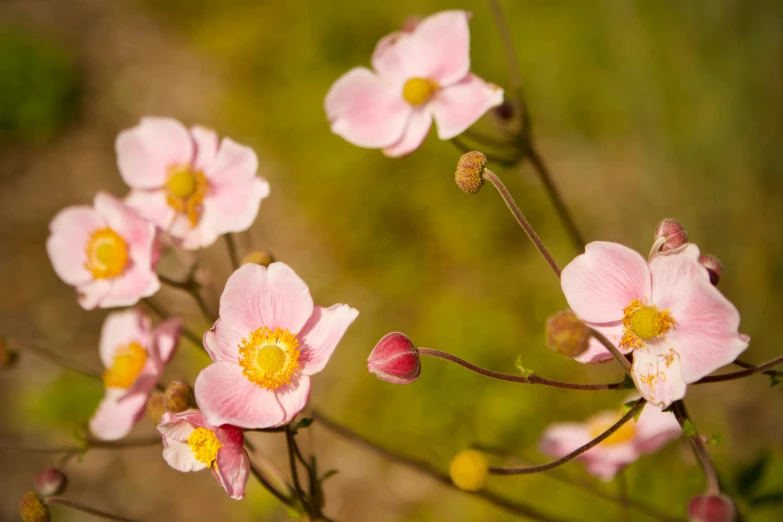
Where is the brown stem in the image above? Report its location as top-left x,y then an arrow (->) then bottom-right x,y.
141,298 -> 204,350
486,0 -> 528,133
247,455 -> 294,507
671,402 -> 720,494
696,354 -> 783,384
590,329 -> 633,375
158,275 -> 216,322
225,233 -> 241,271
10,339 -> 102,381
0,436 -> 161,455
47,497 -> 143,521
285,425 -> 310,515
418,348 -> 623,390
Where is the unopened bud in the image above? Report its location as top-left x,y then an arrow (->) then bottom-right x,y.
699,254 -> 723,286
163,380 -> 193,413
35,468 -> 67,496
19,492 -> 49,522
455,151 -> 487,195
688,494 -> 737,522
449,450 -> 489,492
241,250 -> 275,267
0,337 -> 18,370
545,310 -> 591,358
146,390 -> 166,424
654,218 -> 688,252
367,332 -> 420,385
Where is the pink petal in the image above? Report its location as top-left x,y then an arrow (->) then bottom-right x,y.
633,405 -> 681,454
99,309 -> 151,367
538,423 -> 591,457
299,304 -> 359,375
94,193 -> 156,256
99,262 -> 161,308
325,67 -> 410,148
158,410 -> 207,442
125,189 -> 176,231
403,10 -> 471,86
162,438 -> 206,472
153,316 -> 182,366
202,176 -> 270,237
116,117 -> 194,189
203,137 -> 258,184
584,459 -> 627,482
194,362 -> 285,429
574,322 -> 626,364
219,263 -> 314,336
561,242 -> 652,324
203,320 -> 243,363
77,279 -> 112,310
275,376 -> 311,425
382,109 -> 432,157
631,341 -> 688,408
191,125 -> 219,172
170,214 -> 220,250
371,32 -> 410,86
213,447 -> 250,500
430,74 -> 504,140
46,206 -> 102,286
89,388 -> 148,440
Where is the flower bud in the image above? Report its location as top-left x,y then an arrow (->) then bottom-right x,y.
19,492 -> 49,522
455,151 -> 487,195
241,250 -> 275,267
35,468 -> 67,497
0,337 -> 18,370
449,450 -> 489,492
367,332 -> 421,385
163,380 -> 193,413
145,389 -> 166,424
688,494 -> 737,522
654,218 -> 688,252
545,310 -> 591,358
698,254 -> 723,286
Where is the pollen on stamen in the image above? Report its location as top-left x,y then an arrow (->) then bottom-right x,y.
165,165 -> 209,227
620,299 -> 675,350
187,427 -> 222,467
238,326 -> 300,390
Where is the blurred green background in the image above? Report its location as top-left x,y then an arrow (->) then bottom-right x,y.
1,0 -> 782,520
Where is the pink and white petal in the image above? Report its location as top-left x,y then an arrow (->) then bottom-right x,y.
116,117 -> 194,189
631,342 -> 688,408
538,423 -> 592,457
99,309 -> 151,367
203,320 -> 243,363
158,414 -> 198,443
325,67 -> 410,148
584,459 -> 627,482
168,213 -> 219,250
371,31 -> 411,87
77,279 -> 112,310
299,304 -> 359,375
191,126 -> 220,172
89,388 -> 149,441
561,242 -> 652,324
404,10 -> 471,85
125,189 -> 176,231
99,264 -> 160,308
430,75 -> 504,140
163,438 -> 206,472
202,176 -> 270,237
153,316 -> 182,366
94,193 -> 155,253
634,406 -> 681,454
203,137 -> 258,184
213,447 -> 249,500
194,362 -> 285,429
381,109 -> 432,157
47,206 -> 103,286
160,409 -> 210,435
275,376 -> 311,426
574,322 -> 626,364
219,263 -> 314,335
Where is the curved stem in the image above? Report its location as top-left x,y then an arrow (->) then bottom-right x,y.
224,233 -> 241,271
10,339 -> 101,381
285,425 -> 310,515
590,329 -> 633,375
487,0 -> 528,132
47,497 -> 142,522
141,298 -> 204,350
671,401 -> 720,494
418,348 -> 623,390
158,275 -> 216,322
489,399 -> 645,475
696,354 -> 783,383
247,456 -> 294,507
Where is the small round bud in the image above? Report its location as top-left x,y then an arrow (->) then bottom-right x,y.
688,494 -> 737,522
241,250 -> 275,267
19,492 -> 49,522
145,390 -> 166,424
494,100 -> 514,121
367,332 -> 421,385
698,254 -> 723,286
449,450 -> 489,492
654,218 -> 688,252
455,151 -> 487,195
35,468 -> 67,497
0,337 -> 19,370
545,310 -> 591,358
163,380 -> 193,413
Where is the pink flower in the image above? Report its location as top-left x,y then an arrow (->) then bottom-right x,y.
539,401 -> 681,481
157,409 -> 249,500
194,262 -> 359,429
116,117 -> 270,249
90,309 -> 181,440
325,10 -> 504,157
560,242 -> 748,407
46,192 -> 160,310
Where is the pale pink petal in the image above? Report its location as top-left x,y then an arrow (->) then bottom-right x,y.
158,411 -> 204,442
633,405 -> 681,454
275,376 -> 311,425
219,263 -> 314,335
299,304 -> 359,375
99,309 -> 151,367
403,10 -> 471,85
561,242 -> 652,324
191,126 -> 220,172
371,32 -> 410,85
325,67 -> 410,148
153,316 -> 182,366
125,189 -> 176,231
203,320 -> 243,363
574,322 -> 626,364
194,362 -> 285,429
89,388 -> 148,441
538,423 -> 591,457
93,193 -> 156,256
585,459 -> 627,482
99,263 -> 161,308
46,206 -> 102,286
430,74 -> 504,139
202,176 -> 270,237
169,214 -> 219,250
212,447 -> 249,500
162,438 -> 206,472
382,109 -> 432,157
122,359 -> 160,399
116,117 -> 194,189
77,279 -> 112,310
203,137 -> 258,184
631,342 -> 688,408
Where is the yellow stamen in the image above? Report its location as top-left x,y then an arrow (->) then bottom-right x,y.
238,327 -> 300,390
102,342 -> 147,388
588,412 -> 637,446
187,427 -> 222,467
620,299 -> 675,350
84,228 -> 129,279
402,77 -> 439,105
165,164 -> 209,227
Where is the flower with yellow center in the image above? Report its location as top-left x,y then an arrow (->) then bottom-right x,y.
237,327 -> 300,390
619,299 -> 676,350
187,427 -> 223,468
102,342 -> 148,389
165,164 -> 209,227
84,227 -> 129,279
402,77 -> 439,106
587,412 -> 637,446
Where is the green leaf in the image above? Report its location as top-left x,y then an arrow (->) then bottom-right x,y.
515,355 -> 533,378
320,469 -> 339,482
749,491 -> 783,506
682,419 -> 697,438
707,433 -> 723,445
770,375 -> 782,387
289,417 -> 314,435
736,453 -> 770,497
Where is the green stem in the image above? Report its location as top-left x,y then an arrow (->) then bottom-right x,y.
225,233 -> 241,271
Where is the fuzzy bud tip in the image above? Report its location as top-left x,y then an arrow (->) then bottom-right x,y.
19,492 -> 49,522
698,254 -> 723,286
367,332 -> 421,385
688,494 -> 737,522
545,310 -> 591,358
449,450 -> 489,492
455,151 -> 487,195
242,250 -> 275,267
35,468 -> 67,497
654,218 -> 688,252
163,380 -> 193,413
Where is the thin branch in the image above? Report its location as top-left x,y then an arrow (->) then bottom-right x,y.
0,436 -> 161,455
671,402 -> 720,494
696,355 -> 783,384
141,299 -> 204,350
590,329 -> 633,375
247,455 -> 294,507
158,276 -> 216,322
10,339 -> 102,381
224,233 -> 241,271
47,497 -> 143,522
486,0 -> 528,131
285,425 -> 310,515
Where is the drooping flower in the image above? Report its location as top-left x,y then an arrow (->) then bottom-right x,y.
90,309 -> 181,440
560,242 -> 748,407
194,263 -> 358,429
325,10 -> 504,157
46,192 -> 160,310
157,409 -> 249,500
116,117 -> 270,249
539,401 -> 681,481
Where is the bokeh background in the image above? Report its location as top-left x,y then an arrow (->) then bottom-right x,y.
2,0 -> 782,520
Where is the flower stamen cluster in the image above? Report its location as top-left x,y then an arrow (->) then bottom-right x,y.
238,326 -> 301,390
620,299 -> 675,350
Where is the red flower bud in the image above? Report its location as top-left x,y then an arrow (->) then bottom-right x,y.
35,468 -> 67,497
699,254 -> 723,286
654,218 -> 688,252
688,494 -> 737,522
367,332 -> 421,385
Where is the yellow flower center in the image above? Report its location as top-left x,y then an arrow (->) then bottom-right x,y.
165,164 -> 208,227
187,427 -> 222,467
402,77 -> 439,105
84,227 -> 129,279
238,327 -> 300,390
588,412 -> 637,446
102,342 -> 147,389
620,299 -> 675,350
